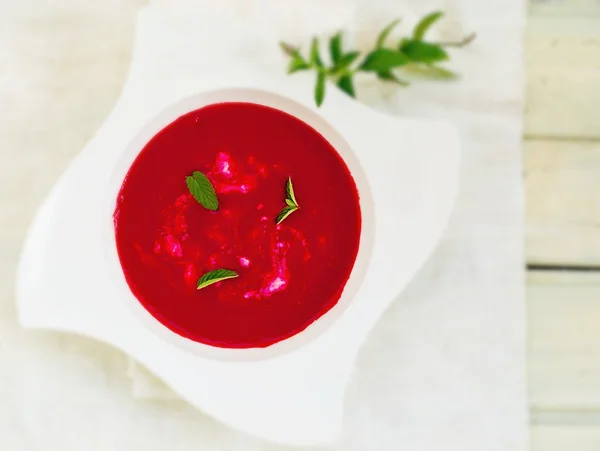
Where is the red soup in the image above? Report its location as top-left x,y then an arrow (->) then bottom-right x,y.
114,102 -> 361,348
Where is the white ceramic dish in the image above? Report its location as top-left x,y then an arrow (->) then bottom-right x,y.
17,74 -> 461,446
105,87 -> 376,361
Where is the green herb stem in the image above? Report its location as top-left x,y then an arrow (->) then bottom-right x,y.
280,10 -> 474,106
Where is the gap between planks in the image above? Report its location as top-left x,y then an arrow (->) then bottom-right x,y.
525,140 -> 600,267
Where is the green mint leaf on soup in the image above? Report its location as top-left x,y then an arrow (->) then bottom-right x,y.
196,269 -> 239,290
276,177 -> 299,224
276,205 -> 299,225
186,171 -> 218,211
285,176 -> 298,206
413,10 -> 444,40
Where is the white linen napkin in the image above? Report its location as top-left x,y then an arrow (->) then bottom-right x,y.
122,1 -> 528,449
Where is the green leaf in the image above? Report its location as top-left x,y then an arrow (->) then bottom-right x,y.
185,171 -> 218,211
329,51 -> 360,76
280,41 -> 310,73
314,70 -> 326,106
310,37 -> 323,68
376,18 -> 401,49
359,48 -> 410,72
329,32 -> 343,65
288,54 -> 310,73
278,177 -> 299,223
426,65 -> 458,79
286,177 -> 298,205
413,11 -> 444,40
196,269 -> 239,290
377,70 -> 409,86
400,39 -> 448,63
337,51 -> 360,69
404,64 -> 459,80
276,205 -> 298,225
336,74 -> 355,97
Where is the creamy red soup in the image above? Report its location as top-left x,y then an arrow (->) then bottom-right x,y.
114,102 -> 361,348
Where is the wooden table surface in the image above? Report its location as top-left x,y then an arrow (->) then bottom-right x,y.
526,0 -> 600,449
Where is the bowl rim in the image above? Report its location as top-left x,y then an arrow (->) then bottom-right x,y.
103,87 -> 375,361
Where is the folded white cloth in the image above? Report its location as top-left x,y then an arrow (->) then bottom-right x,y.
125,1 -> 528,449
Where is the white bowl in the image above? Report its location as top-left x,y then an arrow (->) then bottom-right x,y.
104,87 -> 376,362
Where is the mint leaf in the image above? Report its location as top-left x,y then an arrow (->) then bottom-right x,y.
315,70 -> 326,106
330,51 -> 360,76
286,177 -> 298,205
401,40 -> 448,63
276,177 -> 299,224
336,74 -> 355,97
337,51 -> 360,69
186,171 -> 218,211
329,32 -> 342,65
413,11 -> 444,40
360,49 -> 410,72
376,18 -> 401,49
280,10 -> 471,107
279,41 -> 310,73
377,70 -> 409,86
404,64 -> 459,80
288,54 -> 310,73
196,269 -> 238,290
310,37 -> 323,68
276,205 -> 298,225
425,65 -> 458,79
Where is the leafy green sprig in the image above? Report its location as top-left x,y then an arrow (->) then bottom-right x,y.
279,11 -> 475,107
276,177 -> 299,225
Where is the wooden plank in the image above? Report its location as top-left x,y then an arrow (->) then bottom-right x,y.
532,425 -> 600,451
530,0 -> 600,17
526,16 -> 600,139
528,271 -> 600,410
525,140 -> 600,266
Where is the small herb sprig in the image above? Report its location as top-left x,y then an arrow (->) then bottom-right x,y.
276,177 -> 299,224
186,170 -> 218,211
197,269 -> 239,290
280,11 -> 475,107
